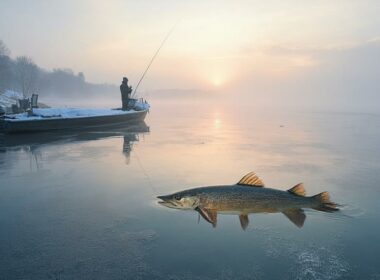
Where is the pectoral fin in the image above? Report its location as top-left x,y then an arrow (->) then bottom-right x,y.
239,214 -> 249,231
195,207 -> 217,228
282,209 -> 306,228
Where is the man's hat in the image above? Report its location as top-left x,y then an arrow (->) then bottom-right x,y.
123,77 -> 128,82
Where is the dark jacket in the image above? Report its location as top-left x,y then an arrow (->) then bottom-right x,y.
120,81 -> 132,110
120,82 -> 132,98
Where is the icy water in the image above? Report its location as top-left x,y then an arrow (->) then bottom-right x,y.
1,99 -> 380,279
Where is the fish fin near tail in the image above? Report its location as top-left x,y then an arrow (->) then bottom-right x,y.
282,209 -> 306,228
288,183 -> 306,196
239,214 -> 249,231
195,207 -> 217,228
312,192 -> 339,212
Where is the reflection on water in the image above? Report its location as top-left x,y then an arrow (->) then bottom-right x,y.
1,101 -> 380,279
0,122 -> 149,169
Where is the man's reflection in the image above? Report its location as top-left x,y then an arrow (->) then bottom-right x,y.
123,134 -> 139,164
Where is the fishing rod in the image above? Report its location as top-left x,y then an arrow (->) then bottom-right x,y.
132,23 -> 178,98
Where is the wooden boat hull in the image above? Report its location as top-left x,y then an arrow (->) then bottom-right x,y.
1,109 -> 148,134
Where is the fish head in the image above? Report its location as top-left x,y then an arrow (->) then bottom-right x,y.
157,190 -> 200,210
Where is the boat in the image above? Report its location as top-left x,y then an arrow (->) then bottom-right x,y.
0,99 -> 149,134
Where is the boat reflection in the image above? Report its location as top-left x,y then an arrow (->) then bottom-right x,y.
0,121 -> 150,168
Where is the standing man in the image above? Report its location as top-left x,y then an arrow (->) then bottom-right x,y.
120,77 -> 132,110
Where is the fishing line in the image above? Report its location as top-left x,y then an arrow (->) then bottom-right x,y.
132,22 -> 179,98
128,22 -> 179,193
133,148 -> 157,193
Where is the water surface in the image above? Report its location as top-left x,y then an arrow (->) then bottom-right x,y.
1,100 -> 379,279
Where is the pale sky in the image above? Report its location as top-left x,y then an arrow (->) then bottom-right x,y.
1,0 -> 380,108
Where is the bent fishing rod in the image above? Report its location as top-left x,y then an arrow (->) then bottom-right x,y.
132,23 -> 178,98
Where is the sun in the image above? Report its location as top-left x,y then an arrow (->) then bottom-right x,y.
202,63 -> 231,88
211,77 -> 223,87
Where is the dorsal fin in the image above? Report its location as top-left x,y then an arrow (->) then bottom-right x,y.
237,172 -> 265,187
288,183 -> 305,196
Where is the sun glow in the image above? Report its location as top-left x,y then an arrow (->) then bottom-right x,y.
212,77 -> 223,87
206,68 -> 229,88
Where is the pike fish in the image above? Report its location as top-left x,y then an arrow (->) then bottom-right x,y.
157,172 -> 339,230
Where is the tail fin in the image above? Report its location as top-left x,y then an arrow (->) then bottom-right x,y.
312,192 -> 339,212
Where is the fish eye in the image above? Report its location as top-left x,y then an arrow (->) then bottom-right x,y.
174,194 -> 181,200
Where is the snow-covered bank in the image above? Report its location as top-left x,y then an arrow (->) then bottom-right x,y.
0,90 -> 24,112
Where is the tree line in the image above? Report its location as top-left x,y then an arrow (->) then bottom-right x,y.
0,40 -> 116,98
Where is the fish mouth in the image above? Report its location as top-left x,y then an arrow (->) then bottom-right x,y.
157,195 -> 175,207
157,195 -> 171,202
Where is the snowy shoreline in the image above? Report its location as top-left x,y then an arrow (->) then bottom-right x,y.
0,90 -> 23,111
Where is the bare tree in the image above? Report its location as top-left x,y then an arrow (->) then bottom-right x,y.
0,40 -> 10,56
15,56 -> 38,98
0,40 -> 12,92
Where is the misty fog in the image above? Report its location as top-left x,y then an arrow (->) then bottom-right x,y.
1,1 -> 379,113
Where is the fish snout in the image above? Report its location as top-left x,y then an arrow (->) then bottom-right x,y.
157,195 -> 174,205
157,195 -> 171,201
157,194 -> 178,208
